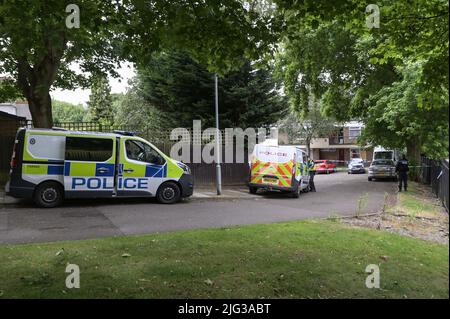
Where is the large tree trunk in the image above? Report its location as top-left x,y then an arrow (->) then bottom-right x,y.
28,91 -> 53,128
16,34 -> 66,128
406,137 -> 422,181
406,138 -> 421,165
306,136 -> 312,158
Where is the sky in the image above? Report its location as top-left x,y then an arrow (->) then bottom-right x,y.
50,63 -> 136,106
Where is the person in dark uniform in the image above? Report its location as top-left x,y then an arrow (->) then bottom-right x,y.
307,157 -> 316,192
395,155 -> 409,192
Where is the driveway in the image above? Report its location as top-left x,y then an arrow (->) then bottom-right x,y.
0,172 -> 396,244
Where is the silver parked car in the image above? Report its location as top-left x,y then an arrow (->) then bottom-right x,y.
348,158 -> 365,174
368,159 -> 397,181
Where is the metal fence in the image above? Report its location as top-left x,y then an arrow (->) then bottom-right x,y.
420,156 -> 449,212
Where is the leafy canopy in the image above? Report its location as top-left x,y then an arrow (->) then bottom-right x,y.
275,0 -> 449,159
0,0 -> 280,127
52,100 -> 88,124
87,75 -> 114,124
135,50 -> 288,129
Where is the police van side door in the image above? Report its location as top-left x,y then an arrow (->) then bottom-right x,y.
295,150 -> 302,182
296,150 -> 308,191
64,135 -> 116,198
118,137 -> 166,197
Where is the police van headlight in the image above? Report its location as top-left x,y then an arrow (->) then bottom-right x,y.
177,162 -> 191,174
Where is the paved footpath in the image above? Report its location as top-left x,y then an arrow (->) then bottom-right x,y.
0,172 -> 395,244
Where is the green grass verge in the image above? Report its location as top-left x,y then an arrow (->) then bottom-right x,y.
0,220 -> 448,299
397,182 -> 443,218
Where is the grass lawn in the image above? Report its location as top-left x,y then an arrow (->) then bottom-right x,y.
396,182 -> 444,218
0,219 -> 448,299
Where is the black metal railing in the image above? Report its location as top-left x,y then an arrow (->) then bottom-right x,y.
420,156 -> 449,212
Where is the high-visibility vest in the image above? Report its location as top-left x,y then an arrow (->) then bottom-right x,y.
308,160 -> 316,172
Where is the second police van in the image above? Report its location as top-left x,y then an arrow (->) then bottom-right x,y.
6,128 -> 194,207
248,144 -> 310,197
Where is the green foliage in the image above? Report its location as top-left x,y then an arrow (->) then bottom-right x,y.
52,100 -> 88,124
361,62 -> 449,160
276,0 -> 449,159
278,94 -> 338,154
137,51 -> 288,129
0,0 -> 279,127
87,75 -> 113,125
276,21 -> 398,120
0,78 -> 22,102
275,0 -> 448,90
113,81 -> 165,131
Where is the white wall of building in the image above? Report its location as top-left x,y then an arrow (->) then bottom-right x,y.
0,102 -> 32,120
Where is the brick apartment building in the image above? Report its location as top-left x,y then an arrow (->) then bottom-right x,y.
278,121 -> 373,165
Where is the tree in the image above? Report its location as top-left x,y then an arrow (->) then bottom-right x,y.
52,100 -> 88,124
87,75 -> 113,124
0,77 -> 22,102
275,1 -> 449,159
275,0 -> 448,91
278,94 -> 338,157
361,62 -> 449,163
0,0 -> 279,128
276,21 -> 398,120
137,50 -> 288,129
113,81 -> 165,132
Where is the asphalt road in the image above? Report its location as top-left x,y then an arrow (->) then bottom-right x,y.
0,172 -> 396,244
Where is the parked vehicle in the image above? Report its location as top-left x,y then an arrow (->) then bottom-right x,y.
368,159 -> 397,181
6,128 -> 193,207
348,158 -> 365,174
248,144 -> 310,197
314,160 -> 336,174
373,146 -> 400,163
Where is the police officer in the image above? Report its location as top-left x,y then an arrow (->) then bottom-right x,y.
307,156 -> 316,192
396,155 -> 409,192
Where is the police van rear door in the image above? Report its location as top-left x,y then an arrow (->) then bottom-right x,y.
63,134 -> 116,198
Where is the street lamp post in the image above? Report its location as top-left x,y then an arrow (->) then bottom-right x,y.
214,74 -> 222,195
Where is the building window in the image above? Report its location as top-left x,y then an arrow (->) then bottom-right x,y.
348,127 -> 361,139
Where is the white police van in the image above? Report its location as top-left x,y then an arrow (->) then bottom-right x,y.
6,128 -> 193,207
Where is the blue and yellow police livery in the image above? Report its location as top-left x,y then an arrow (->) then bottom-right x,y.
6,128 -> 193,207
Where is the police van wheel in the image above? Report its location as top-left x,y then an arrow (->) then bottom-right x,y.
249,187 -> 257,194
156,182 -> 181,204
291,185 -> 300,198
34,182 -> 64,208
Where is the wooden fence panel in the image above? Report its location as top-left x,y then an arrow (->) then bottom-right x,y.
0,136 -> 14,182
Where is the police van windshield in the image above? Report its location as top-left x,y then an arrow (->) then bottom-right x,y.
125,140 -> 165,165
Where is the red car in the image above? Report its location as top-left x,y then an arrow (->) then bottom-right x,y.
314,160 -> 337,174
